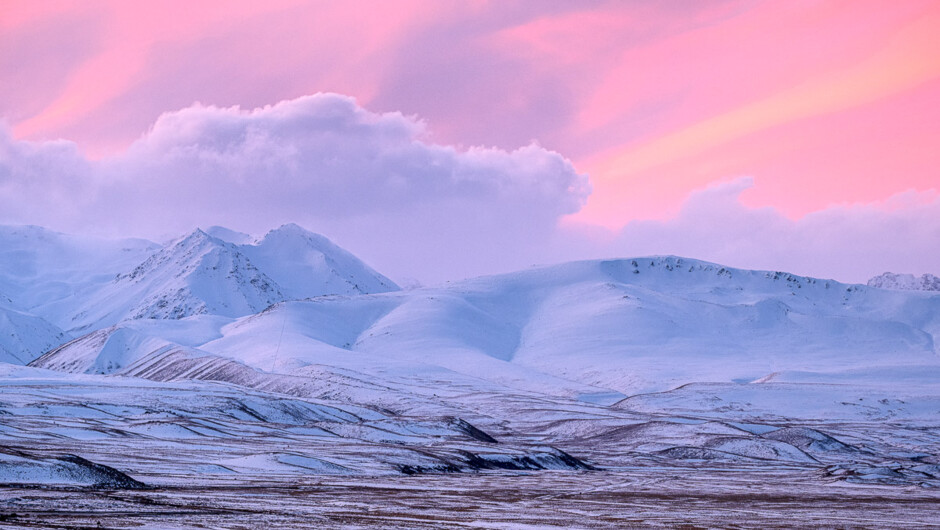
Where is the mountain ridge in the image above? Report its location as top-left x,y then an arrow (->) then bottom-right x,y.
0,224 -> 399,336
868,271 -> 940,291
3,225 -> 938,395
28,254 -> 940,397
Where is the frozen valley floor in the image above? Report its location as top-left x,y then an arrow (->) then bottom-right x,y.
3,470 -> 940,529
1,369 -> 938,529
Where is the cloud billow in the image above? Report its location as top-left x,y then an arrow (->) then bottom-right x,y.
609,177 -> 940,282
4,94 -> 935,285
104,93 -> 588,218
0,125 -> 92,223
1,94 -> 590,282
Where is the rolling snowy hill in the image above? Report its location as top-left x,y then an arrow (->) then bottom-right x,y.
32,256 -> 940,397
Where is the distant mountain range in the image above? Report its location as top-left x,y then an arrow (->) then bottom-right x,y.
0,223 -> 934,397
2,223 -> 940,491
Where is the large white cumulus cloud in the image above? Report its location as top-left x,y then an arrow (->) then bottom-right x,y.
109,94 -> 587,216
0,94 -> 590,282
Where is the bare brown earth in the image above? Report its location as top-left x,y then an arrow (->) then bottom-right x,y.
3,468 -> 940,529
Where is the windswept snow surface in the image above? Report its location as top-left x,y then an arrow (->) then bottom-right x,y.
2,226 -> 939,526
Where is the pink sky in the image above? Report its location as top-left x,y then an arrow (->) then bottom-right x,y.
1,0 -> 938,282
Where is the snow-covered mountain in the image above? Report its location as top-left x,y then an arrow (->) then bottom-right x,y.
33,256 -> 940,397
3,225 -> 940,507
60,229 -> 286,333
868,271 -> 940,291
5,227 -> 937,394
0,224 -> 399,334
218,256 -> 933,394
0,225 -> 159,315
240,223 -> 398,299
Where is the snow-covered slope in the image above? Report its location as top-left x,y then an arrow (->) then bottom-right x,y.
239,223 -> 398,298
0,225 -> 159,315
231,258 -> 940,394
47,225 -> 399,334
36,256 -> 940,397
58,229 -> 284,333
0,297 -> 67,364
868,272 -> 940,291
0,223 -> 400,363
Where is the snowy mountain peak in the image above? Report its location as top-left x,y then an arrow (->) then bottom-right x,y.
867,272 -> 940,291
186,226 -> 210,239
204,226 -> 252,244
242,223 -> 399,297
70,228 -> 283,330
175,227 -> 215,247
256,223 -> 344,251
25,223 -> 403,333
264,222 -> 308,237
121,228 -> 228,282
257,223 -> 326,247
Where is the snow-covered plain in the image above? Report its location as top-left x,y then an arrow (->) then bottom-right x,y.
1,224 -> 938,527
